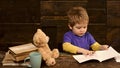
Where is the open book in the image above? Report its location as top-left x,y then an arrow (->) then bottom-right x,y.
73,46 -> 120,63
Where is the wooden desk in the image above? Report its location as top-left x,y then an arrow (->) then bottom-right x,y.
1,53 -> 120,68
41,55 -> 120,68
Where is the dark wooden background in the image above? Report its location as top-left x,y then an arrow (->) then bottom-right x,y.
0,0 -> 119,52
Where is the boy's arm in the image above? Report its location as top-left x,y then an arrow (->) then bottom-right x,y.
91,42 -> 109,51
91,42 -> 101,51
62,42 -> 79,54
63,42 -> 94,55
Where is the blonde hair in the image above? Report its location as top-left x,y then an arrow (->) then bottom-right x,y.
67,7 -> 89,27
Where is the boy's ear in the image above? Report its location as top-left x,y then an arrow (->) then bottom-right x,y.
68,24 -> 72,30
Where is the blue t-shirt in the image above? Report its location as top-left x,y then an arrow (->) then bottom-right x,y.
63,31 -> 96,50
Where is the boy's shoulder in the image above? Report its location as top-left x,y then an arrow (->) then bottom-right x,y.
64,31 -> 72,34
84,32 -> 92,36
64,31 -> 74,37
86,32 -> 91,34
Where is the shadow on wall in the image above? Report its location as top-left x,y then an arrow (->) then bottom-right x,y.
112,37 -> 120,52
107,28 -> 120,52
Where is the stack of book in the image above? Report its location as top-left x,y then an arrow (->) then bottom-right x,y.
2,43 -> 38,66
2,52 -> 29,66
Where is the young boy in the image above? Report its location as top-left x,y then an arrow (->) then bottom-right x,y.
63,7 -> 109,55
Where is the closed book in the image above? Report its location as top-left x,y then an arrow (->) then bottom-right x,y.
2,52 -> 29,66
9,43 -> 37,55
9,52 -> 30,62
8,43 -> 38,61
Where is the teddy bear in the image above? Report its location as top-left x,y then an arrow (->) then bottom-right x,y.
33,29 -> 59,66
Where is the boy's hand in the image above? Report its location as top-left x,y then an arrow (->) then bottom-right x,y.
77,48 -> 94,55
82,50 -> 95,55
100,45 -> 109,50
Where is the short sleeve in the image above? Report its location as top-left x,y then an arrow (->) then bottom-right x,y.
87,32 -> 96,46
63,32 -> 72,43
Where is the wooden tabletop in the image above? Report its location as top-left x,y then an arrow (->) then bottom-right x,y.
41,55 -> 120,68
1,53 -> 120,68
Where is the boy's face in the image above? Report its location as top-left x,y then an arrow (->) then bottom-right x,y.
68,23 -> 88,36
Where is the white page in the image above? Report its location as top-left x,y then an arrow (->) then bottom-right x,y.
94,46 -> 120,62
73,54 -> 99,63
114,54 -> 120,62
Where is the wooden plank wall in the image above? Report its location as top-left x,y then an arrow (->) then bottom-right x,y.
0,0 -> 119,52
0,0 -> 40,51
86,0 -> 107,44
107,0 -> 120,52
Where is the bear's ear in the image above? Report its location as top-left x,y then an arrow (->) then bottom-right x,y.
37,29 -> 42,32
46,36 -> 49,43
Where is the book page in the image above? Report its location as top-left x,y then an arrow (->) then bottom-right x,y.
73,46 -> 120,63
115,54 -> 120,62
73,54 -> 98,63
95,46 -> 120,62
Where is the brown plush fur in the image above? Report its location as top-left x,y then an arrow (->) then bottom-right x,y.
33,29 -> 59,66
